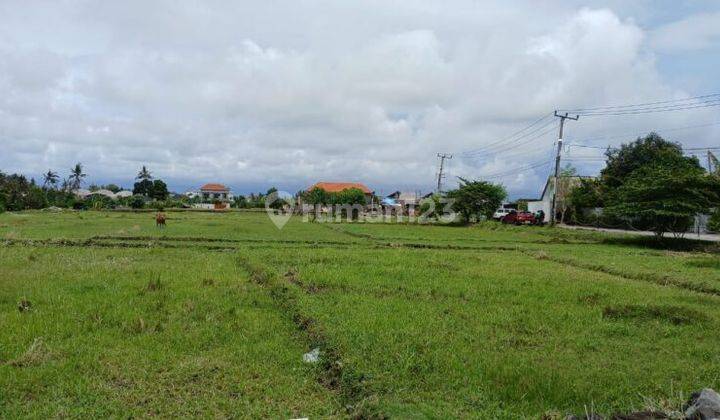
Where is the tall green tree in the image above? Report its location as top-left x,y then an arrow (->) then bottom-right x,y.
69,163 -> 86,190
600,133 -> 696,189
0,172 -> 48,211
265,187 -> 286,210
446,178 -> 506,222
133,179 -> 154,197
304,187 -> 330,205
151,180 -> 169,201
555,164 -> 578,223
42,170 -> 59,189
136,166 -> 152,181
333,188 -> 366,205
605,163 -> 720,237
569,178 -> 603,222
601,133 -> 719,236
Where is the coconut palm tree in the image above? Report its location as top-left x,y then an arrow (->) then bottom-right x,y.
136,166 -> 152,181
42,170 -> 59,189
69,163 -> 86,190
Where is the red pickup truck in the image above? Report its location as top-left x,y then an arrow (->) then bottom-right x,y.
501,210 -> 537,225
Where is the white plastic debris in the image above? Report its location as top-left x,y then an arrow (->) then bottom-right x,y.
303,347 -> 320,363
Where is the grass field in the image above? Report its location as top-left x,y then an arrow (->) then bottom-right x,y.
2,210 -> 720,418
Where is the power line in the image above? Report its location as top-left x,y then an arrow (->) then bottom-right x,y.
568,144 -> 720,152
452,137 -> 557,183
558,93 -> 720,113
451,94 -> 720,190
564,157 -> 606,161
564,121 -> 720,155
461,122 -> 558,162
568,144 -> 608,149
460,113 -> 555,156
577,100 -> 720,116
565,121 -> 720,147
480,159 -> 552,179
685,146 -> 720,151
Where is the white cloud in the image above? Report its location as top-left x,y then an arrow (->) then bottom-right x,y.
650,12 -> 720,52
0,1 -> 716,197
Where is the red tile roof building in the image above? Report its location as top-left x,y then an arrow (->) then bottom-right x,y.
199,183 -> 230,202
200,183 -> 230,193
308,182 -> 372,194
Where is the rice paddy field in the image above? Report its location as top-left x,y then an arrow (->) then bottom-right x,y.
2,210 -> 720,418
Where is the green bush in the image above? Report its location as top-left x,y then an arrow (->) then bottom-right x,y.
708,210 -> 720,233
87,195 -> 115,210
130,196 -> 145,209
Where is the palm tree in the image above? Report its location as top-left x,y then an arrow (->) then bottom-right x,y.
136,166 -> 152,181
69,163 -> 86,191
42,170 -> 59,189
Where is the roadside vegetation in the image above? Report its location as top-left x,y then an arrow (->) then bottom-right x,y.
567,134 -> 720,236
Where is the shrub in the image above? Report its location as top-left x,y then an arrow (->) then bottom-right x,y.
708,209 -> 720,233
130,196 -> 145,209
72,200 -> 87,210
446,178 -> 506,222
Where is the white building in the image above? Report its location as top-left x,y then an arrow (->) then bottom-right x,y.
73,189 -> 133,200
527,176 -> 591,223
199,183 -> 231,202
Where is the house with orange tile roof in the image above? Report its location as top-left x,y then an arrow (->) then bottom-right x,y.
308,182 -> 374,203
309,182 -> 371,194
199,183 -> 231,202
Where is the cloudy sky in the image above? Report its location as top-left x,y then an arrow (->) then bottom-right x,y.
2,0 -> 720,198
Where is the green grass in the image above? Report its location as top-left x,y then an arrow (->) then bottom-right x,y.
245,246 -> 720,417
538,244 -> 720,295
0,246 -> 336,417
2,210 -> 720,418
0,210 -> 358,243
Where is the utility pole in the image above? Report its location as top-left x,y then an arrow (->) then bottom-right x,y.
550,111 -> 579,226
436,153 -> 452,193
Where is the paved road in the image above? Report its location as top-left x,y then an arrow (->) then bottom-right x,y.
558,224 -> 720,242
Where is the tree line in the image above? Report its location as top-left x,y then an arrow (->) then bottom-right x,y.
398,133 -> 720,237
2,134 -> 719,236
563,133 -> 720,236
0,163 -> 174,211
0,163 -> 88,211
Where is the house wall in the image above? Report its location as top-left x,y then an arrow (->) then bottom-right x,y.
201,191 -> 229,201
526,180 -> 554,222
527,200 -> 551,222
193,202 -> 229,210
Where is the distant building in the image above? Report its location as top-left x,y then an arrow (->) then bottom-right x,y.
115,190 -> 133,199
199,183 -> 231,202
527,176 -> 593,222
309,182 -> 373,203
193,183 -> 232,210
73,189 -> 132,200
385,191 -> 421,213
73,189 -> 92,199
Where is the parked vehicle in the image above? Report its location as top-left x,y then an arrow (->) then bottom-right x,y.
492,208 -> 512,220
501,210 -> 537,225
